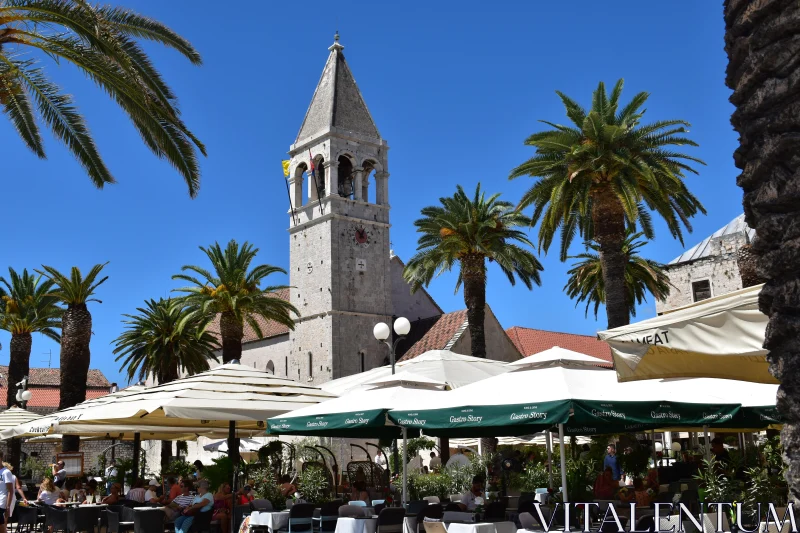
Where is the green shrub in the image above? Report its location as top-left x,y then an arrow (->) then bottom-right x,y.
298,465 -> 329,504
518,463 -> 551,493
252,466 -> 286,510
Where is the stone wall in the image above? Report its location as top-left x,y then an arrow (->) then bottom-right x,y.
449,305 -> 522,362
656,232 -> 747,313
389,256 -> 442,322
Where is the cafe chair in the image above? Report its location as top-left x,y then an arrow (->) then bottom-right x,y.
349,500 -> 367,507
278,503 -> 315,533
188,510 -> 214,533
376,508 -> 406,533
416,505 -> 443,533
134,509 -> 165,533
107,510 -> 134,533
14,505 -> 40,533
44,505 -> 69,533
339,506 -> 366,518
234,504 -> 253,532
519,512 -> 543,532
483,501 -> 507,523
68,506 -> 101,533
252,499 -> 273,511
421,496 -> 440,505
313,500 -> 343,532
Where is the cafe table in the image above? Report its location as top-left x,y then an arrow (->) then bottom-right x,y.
334,516 -> 379,533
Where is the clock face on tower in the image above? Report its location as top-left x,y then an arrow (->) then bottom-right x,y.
352,225 -> 371,247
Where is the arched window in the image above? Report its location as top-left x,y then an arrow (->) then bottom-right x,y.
266,361 -> 275,374
310,157 -> 325,200
337,155 -> 354,198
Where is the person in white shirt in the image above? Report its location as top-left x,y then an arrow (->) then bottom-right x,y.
105,459 -> 117,492
51,460 -> 67,489
428,452 -> 442,471
459,477 -> 484,511
446,449 -> 471,469
145,479 -> 161,503
0,452 -> 15,533
374,453 -> 386,468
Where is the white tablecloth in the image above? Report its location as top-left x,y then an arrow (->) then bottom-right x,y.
448,523 -> 497,533
494,522 -> 517,533
251,510 -> 290,532
404,517 -> 418,533
335,517 -> 379,533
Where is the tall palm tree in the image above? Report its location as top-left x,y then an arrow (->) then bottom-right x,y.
37,263 -> 108,452
0,0 -> 205,196
113,298 -> 217,470
0,268 -> 62,469
565,230 -> 671,319
510,79 -> 705,329
173,240 -> 299,363
723,0 -> 799,499
403,184 -> 543,358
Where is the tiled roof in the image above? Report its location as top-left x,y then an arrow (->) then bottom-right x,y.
505,326 -> 612,365
669,214 -> 755,265
206,288 -> 292,345
0,387 -> 109,414
0,366 -> 110,388
399,310 -> 469,361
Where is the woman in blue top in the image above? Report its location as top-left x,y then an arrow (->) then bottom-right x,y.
174,479 -> 214,533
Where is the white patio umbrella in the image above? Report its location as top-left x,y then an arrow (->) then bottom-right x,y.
0,406 -> 41,432
508,346 -> 610,370
320,350 -> 509,394
597,284 -> 773,383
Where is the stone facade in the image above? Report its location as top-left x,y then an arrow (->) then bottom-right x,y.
448,306 -> 522,363
656,217 -> 752,314
390,256 -> 442,322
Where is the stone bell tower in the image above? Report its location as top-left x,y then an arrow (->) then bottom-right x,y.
285,34 -> 393,385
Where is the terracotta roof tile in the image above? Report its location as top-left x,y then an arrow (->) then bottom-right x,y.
505,326 -> 612,365
0,387 -> 109,414
0,366 -> 110,388
399,310 -> 468,361
206,288 -> 292,344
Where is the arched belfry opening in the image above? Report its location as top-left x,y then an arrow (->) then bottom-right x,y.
310,157 -> 326,201
338,155 -> 355,198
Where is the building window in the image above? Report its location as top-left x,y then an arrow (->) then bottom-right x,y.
266,361 -> 274,374
692,279 -> 712,302
308,353 -> 313,377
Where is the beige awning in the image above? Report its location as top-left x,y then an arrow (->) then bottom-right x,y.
0,406 -> 42,431
597,285 -> 773,384
54,362 -> 335,437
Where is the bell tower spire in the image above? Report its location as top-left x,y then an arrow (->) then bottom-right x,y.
284,37 -> 393,384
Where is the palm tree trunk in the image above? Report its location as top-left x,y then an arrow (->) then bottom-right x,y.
59,303 -> 93,452
7,332 -> 32,471
461,254 -> 487,358
159,365 -> 179,472
592,194 -> 629,329
724,0 -> 800,502
219,311 -> 244,363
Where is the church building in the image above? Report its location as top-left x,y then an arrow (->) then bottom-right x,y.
208,35 -> 522,384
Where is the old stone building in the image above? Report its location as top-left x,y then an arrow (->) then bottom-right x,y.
656,214 -> 755,314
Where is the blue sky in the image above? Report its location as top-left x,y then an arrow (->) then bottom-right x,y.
2,0 -> 740,385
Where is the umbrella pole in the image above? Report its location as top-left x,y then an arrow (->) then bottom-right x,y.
132,433 -> 140,486
402,427 -> 408,507
546,431 -> 553,489
558,424 -> 568,503
703,426 -> 710,462
229,421 -> 239,533
651,429 -> 657,467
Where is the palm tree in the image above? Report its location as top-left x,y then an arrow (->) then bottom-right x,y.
0,268 -> 62,469
173,240 -> 299,363
723,0 -> 798,498
403,184 -> 543,358
37,263 -> 108,452
0,0 -> 205,196
565,230 -> 672,319
509,79 -> 705,329
113,298 -> 217,470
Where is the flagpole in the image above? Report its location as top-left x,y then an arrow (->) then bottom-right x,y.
308,150 -> 325,215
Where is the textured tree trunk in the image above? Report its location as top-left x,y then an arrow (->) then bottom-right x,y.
219,311 -> 244,363
462,254 -> 487,358
59,304 -> 93,452
738,243 -> 765,288
724,0 -> 800,502
592,193 -> 630,329
7,333 -> 32,471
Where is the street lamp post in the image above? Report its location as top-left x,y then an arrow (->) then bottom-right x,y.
373,317 -> 411,507
15,376 -> 32,409
373,317 -> 410,375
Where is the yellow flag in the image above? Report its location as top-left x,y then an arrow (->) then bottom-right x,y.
281,160 -> 291,177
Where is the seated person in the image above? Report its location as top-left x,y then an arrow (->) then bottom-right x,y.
279,475 -> 296,498
167,477 -> 182,502
69,479 -> 86,502
145,479 -> 161,503
459,476 -> 485,511
213,482 -> 234,533
350,481 -> 370,505
102,483 -> 123,504
165,480 -> 196,521
127,478 -> 147,503
632,478 -> 652,507
174,480 -> 214,533
237,485 -> 254,506
38,477 -> 66,505
645,469 -> 659,492
84,479 -> 99,503
593,467 -> 616,500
